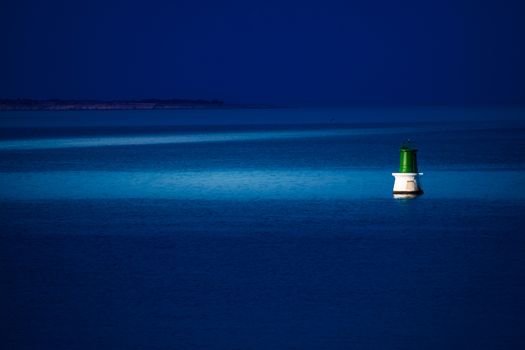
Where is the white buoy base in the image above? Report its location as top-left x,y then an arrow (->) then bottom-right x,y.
392,172 -> 424,195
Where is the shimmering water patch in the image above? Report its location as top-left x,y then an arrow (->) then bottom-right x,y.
0,170 -> 523,200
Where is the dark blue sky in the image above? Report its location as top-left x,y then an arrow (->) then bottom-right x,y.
1,0 -> 524,105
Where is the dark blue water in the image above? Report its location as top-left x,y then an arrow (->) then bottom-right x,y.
1,109 -> 525,349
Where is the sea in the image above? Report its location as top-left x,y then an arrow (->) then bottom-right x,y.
1,107 -> 525,349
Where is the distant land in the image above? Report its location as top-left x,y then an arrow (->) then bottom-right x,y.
0,98 -> 275,111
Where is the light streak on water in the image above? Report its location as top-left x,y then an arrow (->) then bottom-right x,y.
0,127 -> 418,150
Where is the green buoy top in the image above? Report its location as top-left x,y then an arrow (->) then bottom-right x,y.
398,140 -> 419,173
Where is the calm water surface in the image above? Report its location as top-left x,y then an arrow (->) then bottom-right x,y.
1,109 -> 525,349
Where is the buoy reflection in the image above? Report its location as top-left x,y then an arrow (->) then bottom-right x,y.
393,193 -> 420,199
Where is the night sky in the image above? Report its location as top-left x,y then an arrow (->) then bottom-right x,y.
1,0 -> 524,105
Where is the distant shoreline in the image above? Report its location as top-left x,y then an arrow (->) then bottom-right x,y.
0,99 -> 278,111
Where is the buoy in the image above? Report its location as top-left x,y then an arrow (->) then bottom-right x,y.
392,140 -> 423,197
